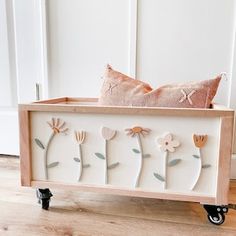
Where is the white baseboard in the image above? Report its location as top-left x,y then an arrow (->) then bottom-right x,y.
231,154 -> 236,179
0,110 -> 19,155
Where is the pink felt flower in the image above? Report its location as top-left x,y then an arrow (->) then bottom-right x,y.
157,133 -> 180,153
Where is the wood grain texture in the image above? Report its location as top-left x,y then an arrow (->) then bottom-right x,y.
18,108 -> 32,186
19,97 -> 234,117
216,116 -> 235,205
31,181 -> 216,204
0,157 -> 236,236
33,97 -> 67,104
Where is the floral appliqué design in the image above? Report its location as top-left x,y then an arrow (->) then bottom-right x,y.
153,133 -> 181,189
190,134 -> 210,190
95,127 -> 119,184
125,126 -> 151,188
73,131 -> 90,181
35,118 -> 68,180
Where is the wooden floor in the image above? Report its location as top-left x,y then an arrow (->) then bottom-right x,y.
0,157 -> 236,236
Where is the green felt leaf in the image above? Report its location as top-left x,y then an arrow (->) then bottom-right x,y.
83,164 -> 90,168
153,173 -> 165,182
142,154 -> 151,158
47,162 -> 59,168
95,153 -> 105,160
193,155 -> 200,159
108,162 -> 119,169
73,157 -> 80,162
35,138 -> 45,149
168,159 -> 181,167
132,148 -> 140,154
202,164 -> 211,169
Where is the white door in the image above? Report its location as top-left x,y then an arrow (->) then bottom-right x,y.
0,0 -> 18,155
0,0 -> 47,155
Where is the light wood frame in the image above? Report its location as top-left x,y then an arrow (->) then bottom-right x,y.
19,97 -> 234,205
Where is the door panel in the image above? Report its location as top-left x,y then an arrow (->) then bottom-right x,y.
47,0 -> 130,98
0,0 -> 43,155
0,0 -> 15,107
137,0 -> 236,106
0,0 -> 18,155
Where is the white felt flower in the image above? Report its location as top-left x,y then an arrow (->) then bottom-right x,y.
157,133 -> 180,153
102,127 -> 116,141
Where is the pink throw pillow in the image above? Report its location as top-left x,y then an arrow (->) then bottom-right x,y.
98,65 -> 222,108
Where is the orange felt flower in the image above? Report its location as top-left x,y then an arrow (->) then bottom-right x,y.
193,134 -> 207,148
47,118 -> 68,134
125,126 -> 151,137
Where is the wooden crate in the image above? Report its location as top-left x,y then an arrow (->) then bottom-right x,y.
19,97 -> 234,205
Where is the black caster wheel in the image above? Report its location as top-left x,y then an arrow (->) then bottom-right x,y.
41,198 -> 50,210
36,188 -> 53,210
203,204 -> 227,225
207,213 -> 225,225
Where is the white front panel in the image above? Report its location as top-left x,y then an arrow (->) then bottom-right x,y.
31,111 -> 220,197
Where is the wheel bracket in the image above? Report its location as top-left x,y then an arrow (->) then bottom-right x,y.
228,204 -> 236,210
203,204 -> 228,216
36,188 -> 53,210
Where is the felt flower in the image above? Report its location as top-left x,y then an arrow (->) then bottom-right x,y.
75,131 -> 86,144
95,127 -> 119,184
35,117 -> 68,180
47,118 -> 68,134
190,134 -> 209,191
102,127 -> 116,140
157,133 -> 180,153
193,134 -> 207,148
125,126 -> 151,188
154,133 -> 181,189
74,130 -> 89,181
125,126 -> 151,137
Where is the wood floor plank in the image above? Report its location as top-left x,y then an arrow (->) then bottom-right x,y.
0,157 -> 236,236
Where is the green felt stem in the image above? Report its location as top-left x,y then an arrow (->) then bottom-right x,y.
44,132 -> 56,180
105,140 -> 108,184
135,133 -> 143,188
163,151 -> 168,189
190,148 -> 202,190
78,144 -> 83,181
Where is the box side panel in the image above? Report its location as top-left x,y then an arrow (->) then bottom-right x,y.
215,116 -> 234,205
19,109 -> 31,186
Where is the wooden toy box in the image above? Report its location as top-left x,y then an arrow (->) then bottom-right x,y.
19,97 -> 234,213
